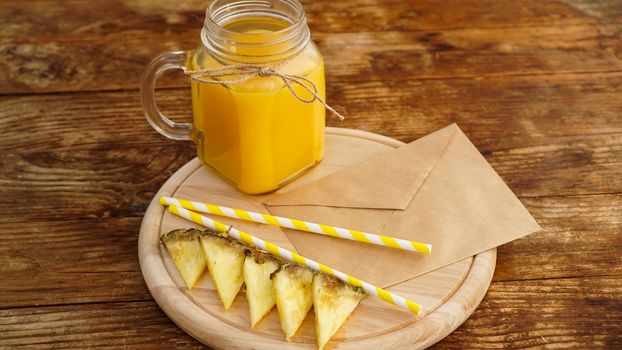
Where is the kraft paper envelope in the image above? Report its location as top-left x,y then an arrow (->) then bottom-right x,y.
265,124 -> 541,288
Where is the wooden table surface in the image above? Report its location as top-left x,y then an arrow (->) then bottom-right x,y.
1,0 -> 621,348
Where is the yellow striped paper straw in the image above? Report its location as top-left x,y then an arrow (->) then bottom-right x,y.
160,196 -> 431,254
167,204 -> 422,315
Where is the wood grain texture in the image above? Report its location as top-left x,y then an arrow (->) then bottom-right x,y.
0,193 -> 617,310
2,72 -> 621,153
0,144 -> 195,223
0,134 -> 618,224
0,217 -> 150,309
0,301 -> 205,350
0,0 -> 620,348
495,194 -> 622,282
2,0 -> 621,38
1,22 -> 621,93
433,276 -> 622,349
1,276 -> 619,349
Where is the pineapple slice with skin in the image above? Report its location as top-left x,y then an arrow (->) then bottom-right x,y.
313,273 -> 366,350
200,229 -> 247,310
161,229 -> 206,290
272,264 -> 314,341
244,250 -> 282,328
163,229 -> 365,349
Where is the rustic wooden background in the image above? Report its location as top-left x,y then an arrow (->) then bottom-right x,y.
1,0 -> 621,348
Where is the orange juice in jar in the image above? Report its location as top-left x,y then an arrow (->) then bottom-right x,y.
141,0 -> 325,194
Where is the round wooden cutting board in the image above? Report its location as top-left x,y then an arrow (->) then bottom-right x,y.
139,127 -> 496,350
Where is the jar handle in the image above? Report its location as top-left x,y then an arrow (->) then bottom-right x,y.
140,51 -> 193,141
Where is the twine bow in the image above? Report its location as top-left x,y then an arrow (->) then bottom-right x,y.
184,56 -> 345,120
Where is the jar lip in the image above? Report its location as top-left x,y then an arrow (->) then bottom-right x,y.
201,0 -> 310,62
204,0 -> 306,39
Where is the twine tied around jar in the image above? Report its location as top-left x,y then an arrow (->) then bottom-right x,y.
184,54 -> 346,121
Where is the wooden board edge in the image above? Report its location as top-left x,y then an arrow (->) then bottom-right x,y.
341,249 -> 496,349
326,126 -> 404,147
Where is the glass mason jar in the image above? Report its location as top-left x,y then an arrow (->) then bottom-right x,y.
141,0 -> 325,194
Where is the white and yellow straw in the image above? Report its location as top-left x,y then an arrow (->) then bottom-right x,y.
167,204 -> 422,315
160,196 -> 431,254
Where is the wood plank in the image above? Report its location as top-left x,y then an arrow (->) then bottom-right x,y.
1,72 -> 621,153
0,136 -> 619,222
0,144 -> 195,223
305,0 -> 622,32
486,133 -> 622,198
494,194 -> 622,281
1,276 -> 619,349
0,301 -> 204,349
2,0 -> 620,39
317,24 -> 622,80
0,139 -> 619,223
331,72 -> 622,149
433,276 -> 622,349
0,88 -> 194,152
1,23 -> 621,94
0,194 -> 618,308
0,217 -> 151,308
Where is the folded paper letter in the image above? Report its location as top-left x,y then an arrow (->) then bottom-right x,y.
265,124 -> 541,287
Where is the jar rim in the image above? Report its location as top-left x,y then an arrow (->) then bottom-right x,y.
205,0 -> 305,38
201,0 -> 310,62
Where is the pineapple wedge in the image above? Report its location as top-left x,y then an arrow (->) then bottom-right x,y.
272,264 -> 314,341
243,250 -> 282,327
160,229 -> 206,290
313,273 -> 366,350
200,229 -> 246,310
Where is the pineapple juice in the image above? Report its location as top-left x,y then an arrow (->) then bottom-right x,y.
189,16 -> 325,194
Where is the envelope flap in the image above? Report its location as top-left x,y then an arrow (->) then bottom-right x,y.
266,124 -> 459,210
